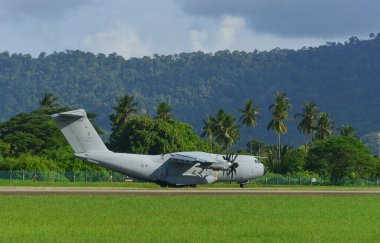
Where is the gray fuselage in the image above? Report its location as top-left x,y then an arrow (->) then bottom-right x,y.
75,151 -> 266,186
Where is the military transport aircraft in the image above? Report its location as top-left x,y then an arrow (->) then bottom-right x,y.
52,109 -> 266,187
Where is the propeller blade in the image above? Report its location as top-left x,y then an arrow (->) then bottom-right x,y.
223,152 -> 239,179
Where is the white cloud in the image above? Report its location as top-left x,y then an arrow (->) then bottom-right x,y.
0,0 -> 361,58
178,0 -> 380,38
185,15 -> 340,53
215,16 -> 245,49
188,16 -> 246,52
81,22 -> 151,58
189,30 -> 207,51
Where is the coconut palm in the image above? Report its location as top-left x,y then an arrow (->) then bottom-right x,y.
201,116 -> 215,153
313,112 -> 334,141
214,109 -> 240,152
267,92 -> 292,162
39,93 -> 59,112
295,102 -> 319,146
109,94 -> 138,131
155,102 -> 174,120
239,99 -> 260,154
338,124 -> 357,137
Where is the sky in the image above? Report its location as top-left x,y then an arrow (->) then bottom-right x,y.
0,0 -> 379,58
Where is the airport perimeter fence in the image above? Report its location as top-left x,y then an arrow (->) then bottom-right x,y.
0,170 -> 379,186
254,174 -> 380,187
0,170 -> 131,183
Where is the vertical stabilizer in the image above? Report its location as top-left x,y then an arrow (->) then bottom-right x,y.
51,109 -> 109,153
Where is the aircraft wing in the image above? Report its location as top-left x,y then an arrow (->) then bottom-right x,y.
169,152 -> 216,165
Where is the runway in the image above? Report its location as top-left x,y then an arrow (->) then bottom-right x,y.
1,187 -> 380,195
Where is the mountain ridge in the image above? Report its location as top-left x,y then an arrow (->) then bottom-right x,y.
1,35 -> 380,146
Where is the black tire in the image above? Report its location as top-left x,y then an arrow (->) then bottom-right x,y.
240,183 -> 247,188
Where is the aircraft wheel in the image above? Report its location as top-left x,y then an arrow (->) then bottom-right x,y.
240,183 -> 247,188
189,184 -> 197,188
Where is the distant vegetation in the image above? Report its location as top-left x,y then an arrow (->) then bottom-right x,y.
1,35 -> 380,147
0,93 -> 379,185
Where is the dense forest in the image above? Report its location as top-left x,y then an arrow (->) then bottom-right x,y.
1,35 -> 380,147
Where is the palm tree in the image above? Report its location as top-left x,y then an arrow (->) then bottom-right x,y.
313,112 -> 334,141
109,94 -> 138,131
155,102 -> 174,120
201,116 -> 215,153
295,102 -> 319,146
339,124 -> 356,137
239,99 -> 260,154
39,93 -> 59,112
214,109 -> 240,152
267,92 -> 292,162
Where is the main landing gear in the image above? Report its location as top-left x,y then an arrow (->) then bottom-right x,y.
239,182 -> 247,188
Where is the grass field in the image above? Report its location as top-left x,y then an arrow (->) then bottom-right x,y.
0,194 -> 379,242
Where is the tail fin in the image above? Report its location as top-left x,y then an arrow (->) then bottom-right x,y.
51,109 -> 109,153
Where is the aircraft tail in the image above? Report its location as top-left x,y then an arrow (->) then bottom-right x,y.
51,109 -> 109,153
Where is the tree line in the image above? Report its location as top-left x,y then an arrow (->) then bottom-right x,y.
0,92 -> 378,184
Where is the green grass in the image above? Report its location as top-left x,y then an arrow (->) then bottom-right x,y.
0,195 -> 379,242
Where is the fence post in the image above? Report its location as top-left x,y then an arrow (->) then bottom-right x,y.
9,170 -> 11,181
377,177 -> 379,187
276,175 -> 279,185
22,170 -> 25,181
109,171 -> 113,182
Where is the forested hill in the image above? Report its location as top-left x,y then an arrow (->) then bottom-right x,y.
1,35 -> 380,145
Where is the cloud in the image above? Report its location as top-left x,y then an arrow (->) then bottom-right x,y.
215,17 -> 245,49
188,16 -> 246,52
0,0 -> 90,21
189,30 -> 207,51
178,0 -> 380,38
81,22 -> 151,58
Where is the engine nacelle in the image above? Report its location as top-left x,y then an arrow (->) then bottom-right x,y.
208,162 -> 231,171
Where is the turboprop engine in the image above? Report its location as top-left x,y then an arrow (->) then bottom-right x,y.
208,162 -> 233,171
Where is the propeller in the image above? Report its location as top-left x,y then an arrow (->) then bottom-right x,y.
223,153 -> 239,178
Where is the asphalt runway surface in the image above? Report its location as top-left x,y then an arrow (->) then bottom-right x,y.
1,187 -> 380,196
